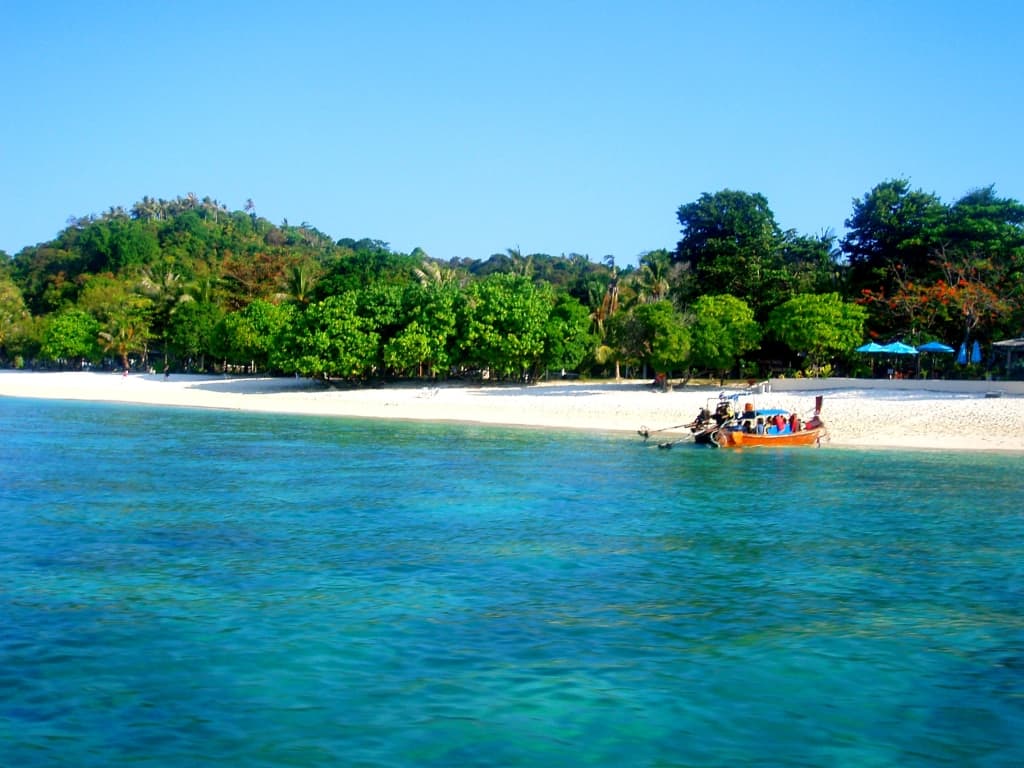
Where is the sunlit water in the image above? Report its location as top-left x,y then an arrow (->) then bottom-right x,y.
1,397 -> 1022,767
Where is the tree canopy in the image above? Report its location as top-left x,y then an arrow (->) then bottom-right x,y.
687,295 -> 761,380
767,293 -> 867,374
2,184 -> 1021,380
675,190 -> 789,316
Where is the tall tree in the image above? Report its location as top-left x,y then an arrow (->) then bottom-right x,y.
841,179 -> 946,295
590,265 -> 620,335
941,186 -> 1024,257
139,266 -> 193,362
941,186 -> 1024,320
11,245 -> 86,313
674,190 -> 786,316
633,249 -> 673,304
98,317 -> 148,373
779,230 -> 845,296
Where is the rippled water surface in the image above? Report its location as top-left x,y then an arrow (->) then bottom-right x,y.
1,397 -> 1022,766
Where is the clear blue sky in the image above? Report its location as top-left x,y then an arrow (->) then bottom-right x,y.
2,1 -> 1021,264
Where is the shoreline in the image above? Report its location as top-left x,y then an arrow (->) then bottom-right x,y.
2,371 -> 1023,453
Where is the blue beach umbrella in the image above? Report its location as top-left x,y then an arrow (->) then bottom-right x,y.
917,341 -> 954,377
957,342 -> 968,365
880,341 -> 919,355
855,341 -> 886,353
855,341 -> 886,376
971,340 -> 982,364
916,341 -> 955,354
877,341 -> 917,378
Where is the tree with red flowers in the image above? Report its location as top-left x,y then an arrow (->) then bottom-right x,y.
860,248 -> 1011,345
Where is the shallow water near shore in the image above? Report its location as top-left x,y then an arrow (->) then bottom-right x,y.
2,397 -> 1022,767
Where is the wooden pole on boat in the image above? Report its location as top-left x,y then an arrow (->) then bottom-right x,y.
638,421 -> 694,440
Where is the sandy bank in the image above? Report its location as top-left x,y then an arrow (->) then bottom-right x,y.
1,371 -> 1022,453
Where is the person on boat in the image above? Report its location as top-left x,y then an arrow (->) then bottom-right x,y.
741,402 -> 756,420
714,399 -> 734,424
755,417 -> 765,435
789,413 -> 800,432
692,407 -> 711,429
772,413 -> 786,433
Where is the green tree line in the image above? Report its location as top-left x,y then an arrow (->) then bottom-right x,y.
1,182 -> 1021,381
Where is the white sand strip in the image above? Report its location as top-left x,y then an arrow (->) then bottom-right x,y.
1,371 -> 1022,453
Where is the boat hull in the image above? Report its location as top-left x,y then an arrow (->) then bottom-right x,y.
713,426 -> 826,448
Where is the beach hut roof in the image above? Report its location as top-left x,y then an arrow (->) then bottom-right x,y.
993,337 -> 1024,349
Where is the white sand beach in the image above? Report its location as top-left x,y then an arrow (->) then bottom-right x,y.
1,371 -> 1022,452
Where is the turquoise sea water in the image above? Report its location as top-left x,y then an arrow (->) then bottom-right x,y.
1,397 -> 1022,767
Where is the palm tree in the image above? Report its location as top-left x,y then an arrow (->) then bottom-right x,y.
187,274 -> 220,305
139,267 -> 193,365
99,317 -> 147,372
507,246 -> 534,278
591,268 -> 620,337
200,196 -> 227,223
131,196 -> 159,221
413,259 -> 462,289
140,268 -> 192,311
590,267 -> 623,379
276,262 -> 320,305
633,249 -> 673,304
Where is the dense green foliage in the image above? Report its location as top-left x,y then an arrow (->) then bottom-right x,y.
675,190 -> 788,317
687,295 -> 762,381
767,294 -> 868,374
2,183 -> 1022,381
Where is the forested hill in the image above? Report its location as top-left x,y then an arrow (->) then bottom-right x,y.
4,195 -> 615,316
1,183 -> 1022,381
